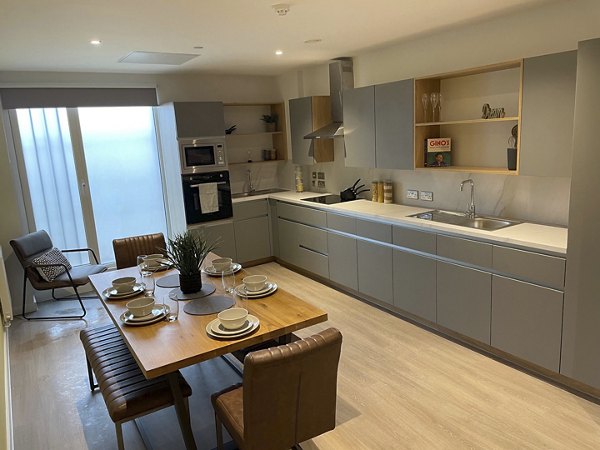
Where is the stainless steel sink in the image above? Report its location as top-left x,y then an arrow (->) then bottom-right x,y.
409,210 -> 521,231
231,188 -> 289,199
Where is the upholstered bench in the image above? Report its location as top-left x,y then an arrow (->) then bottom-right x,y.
80,324 -> 192,450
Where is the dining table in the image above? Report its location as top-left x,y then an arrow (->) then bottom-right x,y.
88,253 -> 328,450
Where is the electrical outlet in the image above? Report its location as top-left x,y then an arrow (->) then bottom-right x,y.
317,172 -> 325,180
318,180 -> 326,188
406,190 -> 418,200
312,171 -> 317,179
420,191 -> 433,201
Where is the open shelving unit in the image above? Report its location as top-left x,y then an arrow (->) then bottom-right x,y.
414,60 -> 523,175
224,103 -> 288,164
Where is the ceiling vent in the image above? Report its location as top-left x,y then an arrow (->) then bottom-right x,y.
118,51 -> 199,65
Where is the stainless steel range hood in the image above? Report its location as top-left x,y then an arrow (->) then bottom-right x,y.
304,57 -> 354,139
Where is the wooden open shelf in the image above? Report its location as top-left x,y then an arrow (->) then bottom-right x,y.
229,160 -> 285,166
415,166 -> 518,175
226,131 -> 283,137
416,117 -> 519,127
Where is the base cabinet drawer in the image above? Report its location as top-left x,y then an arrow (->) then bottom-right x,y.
277,201 -> 327,227
492,246 -> 565,290
297,246 -> 329,279
437,261 -> 491,344
278,218 -> 328,278
357,240 -> 393,305
328,233 -> 358,291
491,275 -> 563,371
234,216 -> 271,264
393,250 -> 437,322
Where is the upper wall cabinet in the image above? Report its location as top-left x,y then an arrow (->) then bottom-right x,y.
519,51 -> 577,177
172,102 -> 225,138
344,80 -> 414,169
289,96 -> 334,165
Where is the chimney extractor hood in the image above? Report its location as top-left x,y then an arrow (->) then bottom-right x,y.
304,57 -> 354,139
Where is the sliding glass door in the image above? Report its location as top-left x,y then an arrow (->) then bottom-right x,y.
10,106 -> 168,265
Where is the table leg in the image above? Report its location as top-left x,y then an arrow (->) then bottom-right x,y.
167,372 -> 197,450
278,333 -> 292,345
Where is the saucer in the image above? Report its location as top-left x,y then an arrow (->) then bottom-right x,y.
120,304 -> 169,326
210,319 -> 253,336
203,263 -> 242,276
206,315 -> 260,339
145,259 -> 173,272
103,283 -> 145,299
234,282 -> 278,298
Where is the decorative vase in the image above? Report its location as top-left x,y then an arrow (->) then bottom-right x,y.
179,272 -> 203,294
266,122 -> 276,132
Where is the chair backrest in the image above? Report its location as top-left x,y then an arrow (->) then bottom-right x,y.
10,230 -> 55,286
242,327 -> 343,450
112,233 -> 167,269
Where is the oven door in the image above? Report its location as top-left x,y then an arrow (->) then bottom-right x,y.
182,171 -> 233,224
180,140 -> 226,174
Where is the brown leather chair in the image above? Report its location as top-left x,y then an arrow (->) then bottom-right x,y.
212,328 -> 343,450
10,230 -> 107,320
112,232 -> 166,269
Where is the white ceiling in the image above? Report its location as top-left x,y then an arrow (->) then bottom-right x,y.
0,0 -> 554,76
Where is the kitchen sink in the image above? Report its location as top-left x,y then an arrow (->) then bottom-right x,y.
232,188 -> 289,199
409,210 -> 521,231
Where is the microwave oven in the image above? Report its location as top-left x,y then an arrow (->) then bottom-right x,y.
179,138 -> 227,174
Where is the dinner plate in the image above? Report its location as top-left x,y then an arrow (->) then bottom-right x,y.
238,282 -> 274,296
210,318 -> 254,336
234,282 -> 277,298
120,305 -> 170,326
202,263 -> 242,276
145,259 -> 173,272
206,315 -> 260,339
103,283 -> 145,299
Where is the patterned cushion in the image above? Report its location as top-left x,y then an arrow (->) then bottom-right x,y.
32,247 -> 72,282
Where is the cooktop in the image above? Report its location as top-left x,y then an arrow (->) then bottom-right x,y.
301,195 -> 344,205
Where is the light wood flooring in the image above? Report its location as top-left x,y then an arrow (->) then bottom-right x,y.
9,262 -> 600,449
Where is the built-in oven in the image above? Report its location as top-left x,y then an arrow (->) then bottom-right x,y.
182,170 -> 233,224
179,138 -> 227,174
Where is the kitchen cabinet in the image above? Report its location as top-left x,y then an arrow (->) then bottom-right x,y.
357,240 -> 393,305
278,218 -> 329,279
519,51 -> 577,177
437,235 -> 492,269
190,222 -> 237,261
289,96 -> 334,164
344,86 -> 376,168
328,232 -> 358,291
393,249 -> 436,322
172,102 -> 225,138
437,261 -> 491,343
234,217 -> 271,264
492,245 -> 565,290
269,199 -> 279,258
491,275 -> 563,371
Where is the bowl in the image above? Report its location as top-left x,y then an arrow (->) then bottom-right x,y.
217,307 -> 249,330
144,254 -> 164,268
243,275 -> 267,292
213,257 -> 233,272
126,297 -> 155,317
112,276 -> 137,293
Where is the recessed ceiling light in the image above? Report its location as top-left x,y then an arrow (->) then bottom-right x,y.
90,40 -> 102,46
275,50 -> 283,56
304,39 -> 322,44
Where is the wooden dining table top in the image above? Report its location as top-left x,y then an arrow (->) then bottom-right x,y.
88,253 -> 327,379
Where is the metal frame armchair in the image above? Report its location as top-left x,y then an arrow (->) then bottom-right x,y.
10,230 -> 107,320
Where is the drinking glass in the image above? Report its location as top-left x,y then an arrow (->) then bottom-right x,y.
430,93 -> 439,122
137,255 -> 149,282
142,273 -> 155,297
165,293 -> 179,322
222,269 -> 236,297
421,93 -> 429,123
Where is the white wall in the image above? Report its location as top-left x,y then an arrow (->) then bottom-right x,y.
276,0 -> 600,227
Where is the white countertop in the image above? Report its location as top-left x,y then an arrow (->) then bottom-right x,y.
234,190 -> 568,256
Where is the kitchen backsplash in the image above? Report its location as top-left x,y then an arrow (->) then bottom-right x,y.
229,162 -> 280,194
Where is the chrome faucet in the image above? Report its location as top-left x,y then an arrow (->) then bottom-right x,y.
460,179 -> 476,218
245,169 -> 255,194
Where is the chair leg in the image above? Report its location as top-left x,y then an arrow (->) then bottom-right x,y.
21,272 -> 29,320
115,422 -> 124,450
85,357 -> 97,391
21,278 -> 87,321
215,412 -> 224,450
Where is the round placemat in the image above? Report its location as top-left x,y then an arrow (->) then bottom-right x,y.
156,274 -> 180,288
169,283 -> 216,301
183,295 -> 235,316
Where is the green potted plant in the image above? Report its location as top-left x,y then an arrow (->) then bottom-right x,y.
261,114 -> 278,132
164,231 -> 218,294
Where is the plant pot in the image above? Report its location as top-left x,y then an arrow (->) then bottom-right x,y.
266,122 -> 276,133
179,272 -> 203,294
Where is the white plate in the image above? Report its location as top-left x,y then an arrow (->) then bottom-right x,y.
203,263 -> 242,276
238,282 -> 273,295
206,315 -> 260,339
210,318 -> 254,336
103,283 -> 145,299
234,283 -> 278,298
120,305 -> 169,326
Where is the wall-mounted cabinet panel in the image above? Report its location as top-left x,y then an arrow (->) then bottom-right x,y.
344,86 -> 376,168
289,96 -> 334,164
172,102 -> 225,138
393,250 -> 437,322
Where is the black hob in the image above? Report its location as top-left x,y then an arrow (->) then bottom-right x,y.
301,195 -> 344,205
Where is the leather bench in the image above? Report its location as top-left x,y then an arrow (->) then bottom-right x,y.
80,324 -> 192,450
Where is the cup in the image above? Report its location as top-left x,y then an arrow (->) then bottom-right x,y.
243,275 -> 267,292
213,257 -> 233,272
126,296 -> 155,317
218,307 -> 248,330
112,276 -> 136,293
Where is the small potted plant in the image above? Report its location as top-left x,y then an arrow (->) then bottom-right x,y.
164,231 -> 218,294
261,114 -> 278,132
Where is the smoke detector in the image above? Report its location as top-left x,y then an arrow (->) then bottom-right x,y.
272,3 -> 290,16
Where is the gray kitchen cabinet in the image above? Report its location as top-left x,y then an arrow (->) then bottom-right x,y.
190,221 -> 237,261
277,201 -> 327,227
278,218 -> 329,279
278,219 -> 299,265
437,234 -> 492,269
393,249 -> 437,322
356,218 -> 392,243
375,79 -> 415,170
520,51 -> 577,177
344,86 -> 376,168
437,261 -> 491,343
392,226 -> 436,254
357,240 -> 393,305
234,216 -> 271,264
172,102 -> 225,138
492,245 -> 565,290
328,232 -> 358,291
289,96 -> 334,164
269,199 -> 279,258
491,275 -> 563,371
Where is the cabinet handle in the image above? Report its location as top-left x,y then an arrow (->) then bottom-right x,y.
299,244 -> 327,257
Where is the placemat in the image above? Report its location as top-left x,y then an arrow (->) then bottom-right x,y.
183,295 -> 235,316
